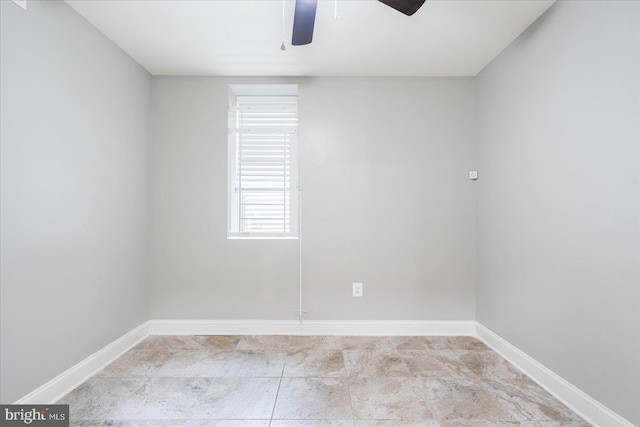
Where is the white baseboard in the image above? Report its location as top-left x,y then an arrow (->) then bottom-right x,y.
14,322 -> 150,404
475,323 -> 635,427
148,319 -> 476,336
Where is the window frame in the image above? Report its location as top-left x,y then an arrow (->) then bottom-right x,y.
227,87 -> 299,240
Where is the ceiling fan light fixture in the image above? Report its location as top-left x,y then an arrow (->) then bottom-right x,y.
292,0 -> 318,46
377,0 -> 426,16
290,0 -> 425,48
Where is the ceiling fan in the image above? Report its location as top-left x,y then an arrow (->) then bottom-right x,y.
292,0 -> 426,46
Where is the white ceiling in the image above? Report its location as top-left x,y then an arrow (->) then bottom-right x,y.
65,0 -> 555,77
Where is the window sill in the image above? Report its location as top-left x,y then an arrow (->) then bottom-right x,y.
227,235 -> 299,240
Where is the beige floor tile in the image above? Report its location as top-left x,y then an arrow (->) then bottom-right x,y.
458,351 -> 525,379
132,336 -> 203,352
154,349 -> 230,377
96,350 -> 173,378
283,350 -> 346,377
355,421 -> 440,426
116,377 -> 211,420
481,378 -> 586,423
289,336 -> 343,351
190,335 -> 241,350
70,421 -> 187,427
423,378 -> 517,421
438,421 -> 514,427
517,422 -> 592,427
188,377 -> 280,419
185,421 -> 269,427
273,377 -> 353,419
341,336 -> 395,351
343,350 -> 411,378
219,350 -> 286,377
348,377 -> 434,420
128,422 -> 186,426
400,350 -> 476,378
60,377 -> 146,420
447,337 -> 491,351
60,335 -> 589,426
236,335 -> 292,350
446,337 -> 490,352
271,420 -> 354,427
392,336 -> 451,351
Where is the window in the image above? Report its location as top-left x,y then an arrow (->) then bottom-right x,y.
227,86 -> 299,239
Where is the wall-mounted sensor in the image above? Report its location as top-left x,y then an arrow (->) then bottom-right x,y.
469,171 -> 478,180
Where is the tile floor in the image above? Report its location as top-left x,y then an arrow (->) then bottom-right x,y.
58,335 -> 591,426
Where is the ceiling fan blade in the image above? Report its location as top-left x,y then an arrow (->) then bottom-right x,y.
378,0 -> 426,16
292,0 -> 318,46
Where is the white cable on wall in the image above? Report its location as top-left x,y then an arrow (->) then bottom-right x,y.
299,185 -> 303,324
296,184 -> 308,325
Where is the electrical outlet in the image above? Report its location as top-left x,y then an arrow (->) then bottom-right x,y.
353,282 -> 363,297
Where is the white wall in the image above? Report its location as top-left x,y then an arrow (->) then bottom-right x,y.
0,0 -> 151,403
150,77 -> 477,321
476,1 -> 640,425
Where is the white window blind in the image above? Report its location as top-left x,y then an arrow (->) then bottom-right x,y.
228,95 -> 298,238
